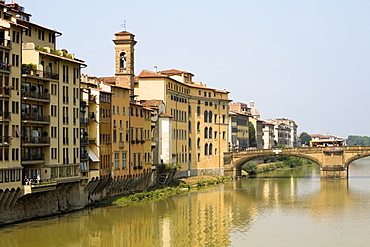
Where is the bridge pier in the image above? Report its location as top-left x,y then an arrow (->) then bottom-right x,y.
320,149 -> 348,178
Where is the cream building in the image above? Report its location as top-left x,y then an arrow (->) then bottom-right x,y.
0,2 -> 86,200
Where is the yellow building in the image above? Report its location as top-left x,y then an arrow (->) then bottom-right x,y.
137,68 -> 230,177
0,2 -> 86,194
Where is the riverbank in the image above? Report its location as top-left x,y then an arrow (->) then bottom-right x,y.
112,175 -> 231,206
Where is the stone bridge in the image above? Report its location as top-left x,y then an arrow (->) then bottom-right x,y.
223,146 -> 370,178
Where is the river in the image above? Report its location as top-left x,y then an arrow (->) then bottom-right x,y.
1,158 -> 370,247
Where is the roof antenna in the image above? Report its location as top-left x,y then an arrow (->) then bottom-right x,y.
120,20 -> 127,31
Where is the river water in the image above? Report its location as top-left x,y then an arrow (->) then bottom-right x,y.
2,158 -> 370,247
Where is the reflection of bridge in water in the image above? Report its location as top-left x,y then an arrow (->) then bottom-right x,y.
223,146 -> 370,178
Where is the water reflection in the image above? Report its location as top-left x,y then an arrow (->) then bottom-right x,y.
1,158 -> 370,246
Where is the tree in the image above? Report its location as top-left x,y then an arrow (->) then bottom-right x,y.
299,132 -> 311,146
242,161 -> 258,175
347,135 -> 370,146
249,122 -> 256,147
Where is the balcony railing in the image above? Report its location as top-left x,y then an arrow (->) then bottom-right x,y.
22,136 -> 50,145
80,118 -> 89,125
0,39 -> 11,49
22,69 -> 59,80
22,91 -> 50,101
81,136 -> 89,145
22,153 -> 44,161
0,88 -> 11,96
0,136 -> 11,145
0,63 -> 11,72
81,151 -> 88,160
88,95 -> 96,103
0,111 -> 11,121
88,112 -> 96,120
22,114 -> 50,123
89,138 -> 96,144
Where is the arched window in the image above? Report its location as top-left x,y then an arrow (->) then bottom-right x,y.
119,52 -> 126,69
204,110 -> 208,123
204,143 -> 208,155
209,111 -> 212,123
209,127 -> 212,139
197,153 -> 200,162
209,143 -> 213,155
197,121 -> 200,133
197,106 -> 201,117
214,114 -> 217,123
204,127 -> 208,139
188,121 -> 192,133
197,138 -> 201,149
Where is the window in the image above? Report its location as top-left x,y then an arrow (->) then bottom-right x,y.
114,152 -> 120,169
204,127 -> 208,139
38,30 -> 45,40
208,111 -> 212,123
209,143 -> 213,155
49,33 -> 55,43
122,152 -> 127,169
197,106 -> 201,117
204,111 -> 208,123
51,127 -> 57,138
119,52 -> 126,70
197,122 -> 200,133
11,101 -> 19,114
197,138 -> 201,150
11,148 -> 19,161
204,143 -> 208,155
51,148 -> 57,159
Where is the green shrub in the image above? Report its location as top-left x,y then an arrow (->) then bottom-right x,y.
242,161 -> 258,175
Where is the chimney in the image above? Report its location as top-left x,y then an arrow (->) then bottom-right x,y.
154,66 -> 157,73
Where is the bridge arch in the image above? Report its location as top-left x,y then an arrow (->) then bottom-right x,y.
345,151 -> 370,167
233,152 -> 321,175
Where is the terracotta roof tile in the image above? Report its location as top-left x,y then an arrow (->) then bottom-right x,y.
140,99 -> 163,107
159,69 -> 194,76
138,69 -> 168,78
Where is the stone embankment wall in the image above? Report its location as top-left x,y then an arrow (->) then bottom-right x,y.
0,172 -> 154,226
0,182 -> 86,225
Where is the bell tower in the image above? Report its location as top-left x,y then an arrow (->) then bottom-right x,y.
113,31 -> 137,99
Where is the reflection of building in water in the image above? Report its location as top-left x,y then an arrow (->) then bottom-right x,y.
309,180 -> 352,220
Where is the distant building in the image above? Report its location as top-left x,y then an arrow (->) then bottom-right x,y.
136,68 -> 231,177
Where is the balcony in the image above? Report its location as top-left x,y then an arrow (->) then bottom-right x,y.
0,136 -> 11,145
0,88 -> 11,97
88,112 -> 96,121
81,136 -> 89,145
22,69 -> 59,81
89,138 -> 96,145
81,151 -> 88,160
0,39 -> 11,49
0,111 -> 11,121
22,153 -> 44,163
88,95 -> 96,103
21,136 -> 50,146
80,118 -> 89,125
0,63 -> 10,73
21,91 -> 50,102
22,114 -> 50,124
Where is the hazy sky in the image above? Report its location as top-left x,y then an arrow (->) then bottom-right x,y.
16,0 -> 370,138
